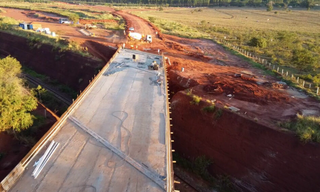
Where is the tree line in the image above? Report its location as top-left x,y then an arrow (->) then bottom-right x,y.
4,0 -> 318,9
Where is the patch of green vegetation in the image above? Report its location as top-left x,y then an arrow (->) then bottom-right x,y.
31,85 -> 67,116
173,153 -> 235,191
186,88 -> 192,96
14,114 -> 47,147
214,108 -> 223,119
190,95 -> 202,105
202,105 -> 215,113
0,56 -> 38,132
279,114 -> 320,143
173,153 -> 214,182
23,67 -> 77,98
101,18 -> 125,30
97,13 -> 114,20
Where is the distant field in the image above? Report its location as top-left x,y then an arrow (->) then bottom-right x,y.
134,7 -> 320,34
134,8 -> 320,82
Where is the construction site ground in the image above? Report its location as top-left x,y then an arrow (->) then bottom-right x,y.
1,8 -> 126,46
2,4 -> 320,191
10,49 -> 167,192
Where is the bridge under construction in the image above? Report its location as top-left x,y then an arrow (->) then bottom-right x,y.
2,49 -> 174,192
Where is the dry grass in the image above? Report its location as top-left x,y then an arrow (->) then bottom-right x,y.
134,7 -> 320,33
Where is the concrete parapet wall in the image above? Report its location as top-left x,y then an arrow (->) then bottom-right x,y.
163,55 -> 174,192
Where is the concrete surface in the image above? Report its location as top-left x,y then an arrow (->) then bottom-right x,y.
10,49 -> 167,192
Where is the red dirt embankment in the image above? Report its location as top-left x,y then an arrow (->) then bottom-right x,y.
0,32 -> 115,92
171,91 -> 320,192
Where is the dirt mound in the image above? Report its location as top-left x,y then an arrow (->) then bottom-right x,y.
203,84 -> 224,94
165,41 -> 187,52
201,80 -> 290,105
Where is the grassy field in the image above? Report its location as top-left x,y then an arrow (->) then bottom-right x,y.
134,8 -> 320,82
0,2 -> 117,20
135,8 -> 320,33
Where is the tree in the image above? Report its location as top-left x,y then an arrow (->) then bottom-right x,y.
304,0 -> 314,10
0,56 -> 37,132
267,0 -> 274,11
68,14 -> 79,24
291,49 -> 318,71
249,37 -> 268,48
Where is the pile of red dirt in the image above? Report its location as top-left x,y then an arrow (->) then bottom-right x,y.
202,81 -> 291,105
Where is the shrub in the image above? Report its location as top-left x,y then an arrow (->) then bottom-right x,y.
267,1 -> 274,11
291,49 -> 318,71
294,114 -> 320,143
68,14 -> 79,24
249,37 -> 268,48
202,105 -> 215,113
186,89 -> 192,96
214,108 -> 223,119
191,95 -> 202,105
148,17 -> 156,23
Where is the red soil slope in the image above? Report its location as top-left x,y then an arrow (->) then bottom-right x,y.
171,91 -> 320,192
0,32 -> 113,92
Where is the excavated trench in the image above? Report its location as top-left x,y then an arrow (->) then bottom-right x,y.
167,69 -> 320,192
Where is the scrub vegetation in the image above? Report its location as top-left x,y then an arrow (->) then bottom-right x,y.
280,114 -> 320,143
0,56 -> 37,132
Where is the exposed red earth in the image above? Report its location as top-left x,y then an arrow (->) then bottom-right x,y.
1,5 -> 320,192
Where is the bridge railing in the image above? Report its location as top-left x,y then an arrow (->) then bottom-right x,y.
0,47 -> 121,191
163,53 -> 175,192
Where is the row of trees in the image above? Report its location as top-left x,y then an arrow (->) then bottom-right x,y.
0,57 -> 37,132
4,0 -> 317,8
46,0 -> 317,8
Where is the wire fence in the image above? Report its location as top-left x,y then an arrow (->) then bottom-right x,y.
214,37 -> 320,96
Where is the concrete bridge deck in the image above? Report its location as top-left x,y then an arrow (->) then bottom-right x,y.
9,49 -> 170,192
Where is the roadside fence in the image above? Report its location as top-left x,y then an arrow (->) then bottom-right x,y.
213,37 -> 320,97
